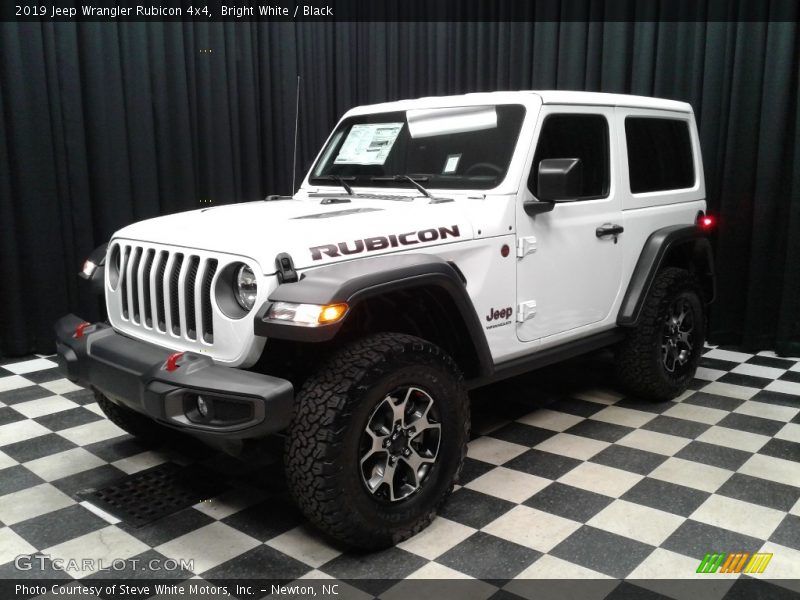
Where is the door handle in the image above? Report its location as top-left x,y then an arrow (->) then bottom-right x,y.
596,224 -> 624,238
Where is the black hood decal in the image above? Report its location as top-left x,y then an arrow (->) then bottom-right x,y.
309,225 -> 461,261
293,208 -> 383,220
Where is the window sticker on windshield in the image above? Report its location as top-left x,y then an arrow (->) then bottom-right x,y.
334,123 -> 403,165
443,154 -> 461,174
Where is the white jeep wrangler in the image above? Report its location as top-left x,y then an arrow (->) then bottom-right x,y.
56,91 -> 715,549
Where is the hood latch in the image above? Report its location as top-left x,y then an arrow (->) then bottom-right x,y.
275,252 -> 299,283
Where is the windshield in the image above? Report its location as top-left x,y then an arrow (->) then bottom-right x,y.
310,104 -> 526,191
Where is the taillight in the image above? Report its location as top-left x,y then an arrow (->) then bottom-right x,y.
697,213 -> 716,231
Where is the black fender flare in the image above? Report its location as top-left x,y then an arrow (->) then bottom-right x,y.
254,253 -> 494,377
617,224 -> 715,327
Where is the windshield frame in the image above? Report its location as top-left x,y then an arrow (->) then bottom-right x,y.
307,103 -> 528,194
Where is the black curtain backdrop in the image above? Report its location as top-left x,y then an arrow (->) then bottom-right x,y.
1,17 -> 800,357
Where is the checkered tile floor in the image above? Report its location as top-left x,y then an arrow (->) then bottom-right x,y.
0,346 -> 799,596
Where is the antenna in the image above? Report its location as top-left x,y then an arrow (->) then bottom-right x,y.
291,75 -> 301,195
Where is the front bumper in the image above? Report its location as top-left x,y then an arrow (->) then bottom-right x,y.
55,314 -> 294,440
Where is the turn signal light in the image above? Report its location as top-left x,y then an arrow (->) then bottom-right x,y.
319,303 -> 348,324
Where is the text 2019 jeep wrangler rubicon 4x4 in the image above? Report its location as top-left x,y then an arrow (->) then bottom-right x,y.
56,91 -> 715,549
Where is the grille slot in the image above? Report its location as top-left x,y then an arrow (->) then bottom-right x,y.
114,244 -> 219,346
202,260 -> 218,343
120,246 -> 131,319
184,256 -> 200,340
129,247 -> 143,323
155,251 -> 168,331
169,254 -> 184,335
141,249 -> 155,328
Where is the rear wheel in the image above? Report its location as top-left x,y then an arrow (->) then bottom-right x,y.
284,332 -> 469,549
616,267 -> 705,401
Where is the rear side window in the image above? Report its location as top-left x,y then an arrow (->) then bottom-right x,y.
625,117 -> 695,193
529,114 -> 609,199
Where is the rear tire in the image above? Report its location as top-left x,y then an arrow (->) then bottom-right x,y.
284,332 -> 469,550
616,267 -> 706,402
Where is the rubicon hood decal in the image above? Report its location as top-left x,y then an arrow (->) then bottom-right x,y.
310,225 -> 461,261
113,199 -> 472,272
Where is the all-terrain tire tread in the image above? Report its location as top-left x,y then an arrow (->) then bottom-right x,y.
284,332 -> 469,549
616,267 -> 704,402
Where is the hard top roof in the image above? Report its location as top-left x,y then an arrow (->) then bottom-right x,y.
346,90 -> 692,116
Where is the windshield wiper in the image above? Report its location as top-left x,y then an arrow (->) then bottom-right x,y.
371,174 -> 433,199
317,175 -> 355,195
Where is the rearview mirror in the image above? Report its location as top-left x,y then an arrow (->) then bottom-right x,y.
537,158 -> 583,201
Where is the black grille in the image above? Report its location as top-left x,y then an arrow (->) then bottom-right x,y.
155,251 -> 168,331
140,249 -> 155,328
129,247 -> 143,322
115,244 -> 218,345
120,246 -> 131,319
202,259 -> 218,343
184,256 -> 200,340
169,253 -> 184,335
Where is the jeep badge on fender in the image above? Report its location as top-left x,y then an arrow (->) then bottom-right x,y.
55,91 -> 714,551
486,306 -> 513,322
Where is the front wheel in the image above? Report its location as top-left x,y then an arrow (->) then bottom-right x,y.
284,333 -> 469,549
616,267 -> 706,402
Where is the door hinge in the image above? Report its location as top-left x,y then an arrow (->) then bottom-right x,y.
517,300 -> 537,322
516,236 -> 537,258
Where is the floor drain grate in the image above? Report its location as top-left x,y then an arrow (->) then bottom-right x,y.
79,462 -> 229,527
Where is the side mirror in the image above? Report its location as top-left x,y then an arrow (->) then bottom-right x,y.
537,158 -> 583,201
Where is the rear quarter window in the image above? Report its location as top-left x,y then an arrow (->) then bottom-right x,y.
625,117 -> 695,194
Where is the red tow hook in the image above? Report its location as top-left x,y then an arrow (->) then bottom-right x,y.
74,322 -> 92,339
165,352 -> 185,372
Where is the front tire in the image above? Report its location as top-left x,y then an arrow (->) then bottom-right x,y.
284,333 -> 469,549
616,267 -> 706,402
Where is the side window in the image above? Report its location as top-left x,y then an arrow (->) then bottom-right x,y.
625,117 -> 695,193
528,114 -> 610,200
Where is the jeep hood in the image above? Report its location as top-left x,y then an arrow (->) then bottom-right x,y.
113,197 -> 474,273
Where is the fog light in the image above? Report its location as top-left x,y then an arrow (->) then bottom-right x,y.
197,396 -> 210,418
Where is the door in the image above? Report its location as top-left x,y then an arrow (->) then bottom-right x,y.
516,106 -> 623,343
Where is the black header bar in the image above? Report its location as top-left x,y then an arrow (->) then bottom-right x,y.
3,0 -> 799,23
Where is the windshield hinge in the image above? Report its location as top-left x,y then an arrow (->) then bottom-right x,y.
275,252 -> 298,283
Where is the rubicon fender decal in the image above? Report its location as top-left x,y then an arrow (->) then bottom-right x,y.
309,225 -> 461,261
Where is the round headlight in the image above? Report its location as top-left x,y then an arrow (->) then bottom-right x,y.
234,265 -> 258,311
